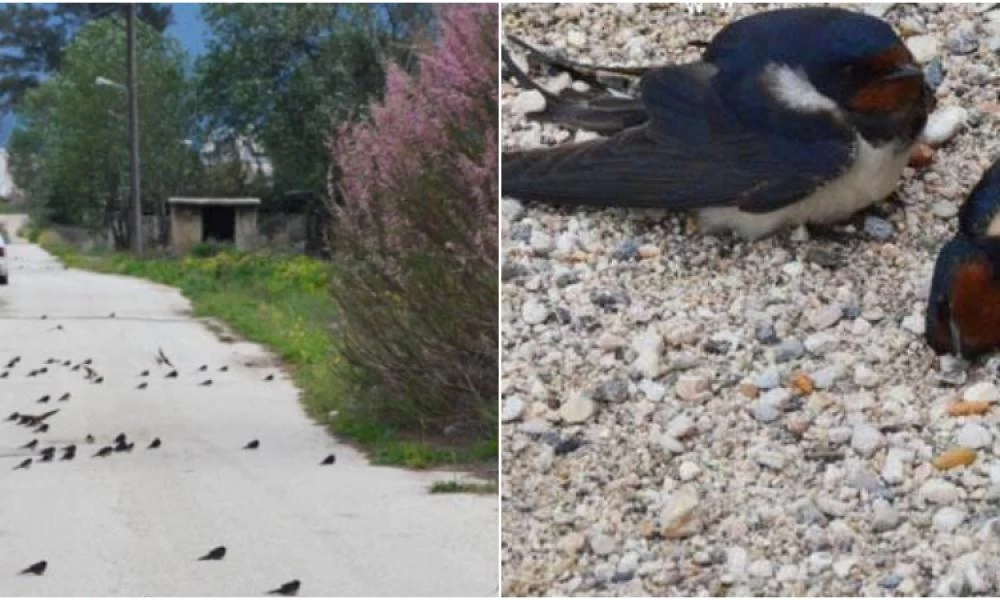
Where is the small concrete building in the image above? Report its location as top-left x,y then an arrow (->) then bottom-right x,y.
167,197 -> 260,254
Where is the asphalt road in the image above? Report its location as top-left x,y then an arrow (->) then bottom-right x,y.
0,215 -> 498,597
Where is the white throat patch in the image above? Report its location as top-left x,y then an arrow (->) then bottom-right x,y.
765,64 -> 839,114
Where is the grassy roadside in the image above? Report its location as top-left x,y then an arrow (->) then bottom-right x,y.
37,230 -> 497,477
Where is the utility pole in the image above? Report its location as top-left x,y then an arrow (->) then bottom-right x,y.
127,4 -> 142,256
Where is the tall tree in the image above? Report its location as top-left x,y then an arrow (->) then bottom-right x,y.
8,16 -> 190,247
0,4 -> 172,112
194,4 -> 433,209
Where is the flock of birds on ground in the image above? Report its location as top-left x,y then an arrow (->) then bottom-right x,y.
4,328 -> 335,596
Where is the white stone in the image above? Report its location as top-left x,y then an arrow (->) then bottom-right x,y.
638,379 -> 667,402
901,314 -> 925,335
851,423 -> 885,457
882,447 -> 911,484
675,374 -> 710,401
808,303 -> 843,330
853,364 -> 880,388
958,422 -> 993,449
678,461 -> 702,481
920,479 -> 962,504
510,89 -> 546,115
589,532 -> 615,556
923,106 -> 968,147
726,546 -> 748,579
632,330 -> 663,378
851,318 -> 872,336
566,29 -> 587,48
906,34 -> 939,64
501,396 -> 525,423
748,559 -> 774,579
660,487 -> 701,538
666,414 -> 697,439
559,391 -> 595,424
521,299 -> 549,325
804,332 -> 838,355
933,506 -> 967,533
964,382 -> 1000,403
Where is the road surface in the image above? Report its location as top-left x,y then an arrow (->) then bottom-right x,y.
0,215 -> 498,596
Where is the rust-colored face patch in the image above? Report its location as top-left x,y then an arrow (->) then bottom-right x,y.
847,44 -> 924,113
951,260 -> 1000,354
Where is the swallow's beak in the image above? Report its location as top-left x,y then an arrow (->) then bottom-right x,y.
882,62 -> 923,82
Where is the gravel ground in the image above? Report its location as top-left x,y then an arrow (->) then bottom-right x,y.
500,3 -> 1000,596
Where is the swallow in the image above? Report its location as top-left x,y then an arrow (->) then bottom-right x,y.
39,450 -> 54,462
6,356 -> 19,368
243,439 -> 260,450
219,366 -> 228,372
38,367 -> 47,374
0,371 -> 7,378
34,424 -> 49,433
40,314 -> 46,319
199,379 -> 213,386
19,560 -> 46,575
927,159 -> 1000,358
6,412 -> 18,421
148,438 -> 161,449
264,374 -> 275,381
93,446 -> 113,457
61,445 -> 76,460
44,358 -> 57,365
37,394 -> 49,403
93,376 -> 104,384
72,364 -> 81,371
321,454 -> 336,465
157,347 -> 173,368
21,439 -> 37,450
109,312 -> 115,318
501,7 -> 935,240
114,433 -> 127,445
82,359 -> 92,365
114,440 -> 134,453
62,360 -> 70,366
27,369 -> 38,377
57,393 -> 70,402
165,370 -> 178,378
139,370 -> 149,377
198,365 -> 207,372
85,434 -> 95,444
137,382 -> 148,390
266,580 -> 300,596
197,546 -> 226,561
13,458 -> 31,470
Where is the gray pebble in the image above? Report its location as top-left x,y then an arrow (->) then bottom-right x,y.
774,339 -> 805,363
864,216 -> 894,240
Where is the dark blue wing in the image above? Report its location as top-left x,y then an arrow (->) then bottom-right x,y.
502,62 -> 855,212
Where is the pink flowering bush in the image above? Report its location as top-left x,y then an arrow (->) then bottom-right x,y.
326,4 -> 497,440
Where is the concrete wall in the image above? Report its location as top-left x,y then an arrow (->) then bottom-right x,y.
169,204 -> 202,254
234,208 -> 257,250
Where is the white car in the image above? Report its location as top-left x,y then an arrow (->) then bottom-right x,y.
0,233 -> 8,285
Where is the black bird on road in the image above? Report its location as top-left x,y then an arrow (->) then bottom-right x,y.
114,433 -> 127,444
139,370 -> 149,377
93,376 -> 104,384
321,454 -> 336,465
82,359 -> 92,365
13,458 -> 31,470
37,395 -> 49,404
1,371 -> 8,378
157,348 -> 173,368
137,382 -> 148,390
198,365 -> 207,372
19,561 -> 46,576
6,412 -> 18,421
62,360 -> 70,366
266,580 -> 300,596
264,374 -> 275,381
20,439 -> 37,450
58,393 -> 70,402
6,356 -> 20,368
219,366 -> 228,372
165,370 -> 178,378
61,445 -> 76,460
243,439 -> 260,450
39,452 -> 54,463
148,438 -> 161,449
109,312 -> 115,318
199,379 -> 213,386
85,434 -> 95,444
34,424 -> 49,433
114,441 -> 134,453
197,546 -> 226,561
27,369 -> 38,377
93,446 -> 113,458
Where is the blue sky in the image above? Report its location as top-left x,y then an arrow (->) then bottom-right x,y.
1,3 -> 209,145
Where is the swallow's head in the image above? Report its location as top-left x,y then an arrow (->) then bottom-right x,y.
959,159 -> 1000,240
710,8 -> 932,141
926,235 -> 1000,359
